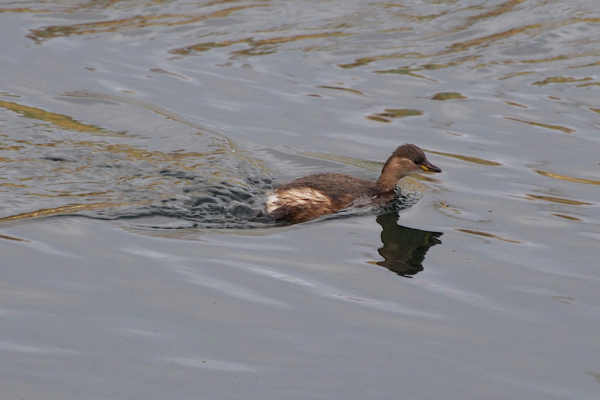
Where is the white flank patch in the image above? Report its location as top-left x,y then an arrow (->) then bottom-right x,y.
266,194 -> 280,213
266,188 -> 330,213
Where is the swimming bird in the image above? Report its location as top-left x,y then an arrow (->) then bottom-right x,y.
266,143 -> 441,223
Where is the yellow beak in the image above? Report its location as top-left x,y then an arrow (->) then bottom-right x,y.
420,163 -> 442,173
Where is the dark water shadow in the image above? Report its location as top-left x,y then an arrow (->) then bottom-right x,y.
374,211 -> 442,278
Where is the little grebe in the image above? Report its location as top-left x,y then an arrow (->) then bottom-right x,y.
266,143 -> 441,223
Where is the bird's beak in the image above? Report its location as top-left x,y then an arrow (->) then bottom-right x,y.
421,162 -> 442,173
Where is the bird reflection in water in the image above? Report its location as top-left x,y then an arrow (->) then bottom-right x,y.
373,211 -> 442,277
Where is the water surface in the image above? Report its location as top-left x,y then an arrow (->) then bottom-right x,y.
1,1 -> 599,399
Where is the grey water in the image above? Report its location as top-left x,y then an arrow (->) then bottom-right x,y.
1,1 -> 599,399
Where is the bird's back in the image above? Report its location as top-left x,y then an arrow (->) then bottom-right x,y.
266,173 -> 378,223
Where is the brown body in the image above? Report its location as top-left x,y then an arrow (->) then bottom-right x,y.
266,144 -> 441,223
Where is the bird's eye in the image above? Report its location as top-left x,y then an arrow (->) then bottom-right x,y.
415,159 -> 422,165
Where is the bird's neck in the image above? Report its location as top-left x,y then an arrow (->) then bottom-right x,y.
375,172 -> 399,193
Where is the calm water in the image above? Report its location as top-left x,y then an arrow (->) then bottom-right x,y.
1,1 -> 599,399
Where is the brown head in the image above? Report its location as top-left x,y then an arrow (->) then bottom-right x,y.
375,144 -> 442,192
